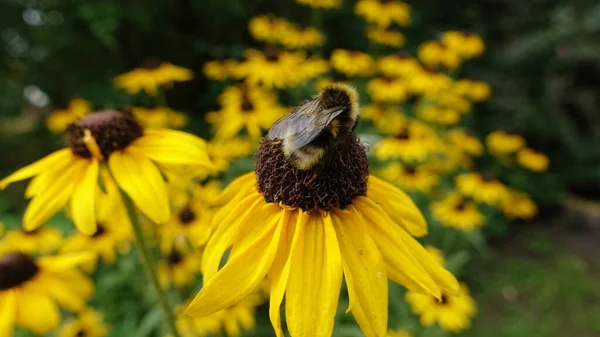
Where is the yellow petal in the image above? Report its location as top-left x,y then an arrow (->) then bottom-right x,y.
16,291 -> 60,335
352,197 -> 441,299
0,291 -> 17,337
214,172 -> 256,206
23,157 -> 85,231
368,176 -> 428,237
37,252 -> 95,270
70,159 -> 99,235
186,208 -> 283,316
109,149 -> 170,224
332,209 -> 388,337
0,148 -> 73,190
35,273 -> 87,311
285,212 -> 343,337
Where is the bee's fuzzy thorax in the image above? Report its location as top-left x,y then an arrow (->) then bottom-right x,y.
321,83 -> 360,124
256,135 -> 369,211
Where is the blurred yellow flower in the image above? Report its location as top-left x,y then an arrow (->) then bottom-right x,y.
517,148 -> 549,172
367,27 -> 406,47
447,129 -> 484,156
376,163 -> 439,193
0,227 -> 62,254
248,15 -> 283,43
114,61 -> 194,96
0,252 -> 94,337
378,53 -> 421,78
428,90 -> 473,113
159,197 -> 213,253
406,283 -> 477,333
57,309 -> 110,337
355,0 -> 411,27
431,194 -> 486,232
46,98 -> 92,134
296,0 -> 343,9
455,173 -> 510,206
417,106 -> 461,126
202,59 -> 239,81
502,190 -> 538,220
157,247 -> 201,289
441,31 -> 485,59
410,69 -> 453,95
207,138 -> 255,173
453,79 -> 492,102
330,49 -> 375,77
424,246 -> 446,266
486,130 -> 526,155
387,329 -> 413,337
375,122 -> 441,162
361,104 -> 408,134
132,107 -> 187,129
418,41 -> 460,69
206,85 -> 288,141
367,77 -> 409,103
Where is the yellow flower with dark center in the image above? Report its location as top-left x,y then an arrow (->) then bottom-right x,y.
486,130 -> 526,155
361,104 -> 408,134
424,246 -> 445,266
367,27 -> 406,47
406,283 -> 477,332
355,0 -> 411,27
185,97 -> 458,337
0,227 -> 62,254
376,163 -> 439,193
296,0 -> 342,8
431,194 -> 486,232
46,98 -> 92,134
417,106 -> 461,126
57,309 -> 110,337
447,129 -> 483,156
375,122 -> 441,162
0,110 -> 212,235
453,79 -> 492,102
367,77 -> 409,103
131,107 -> 187,129
0,251 -> 94,337
387,329 -> 413,337
203,59 -> 239,81
517,148 -> 549,172
248,15 -> 325,49
207,138 -> 254,173
417,41 -> 461,70
441,31 -> 485,59
114,61 -> 194,96
378,53 -> 422,78
206,85 -> 289,141
248,15 -> 285,44
159,198 -> 213,253
157,247 -> 201,289
330,49 -> 375,77
191,180 -> 224,206
502,190 -> 538,220
409,69 -> 453,95
280,26 -> 325,49
427,90 -> 472,113
455,173 -> 510,206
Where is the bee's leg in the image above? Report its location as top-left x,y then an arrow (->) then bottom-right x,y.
307,173 -> 318,185
271,139 -> 282,145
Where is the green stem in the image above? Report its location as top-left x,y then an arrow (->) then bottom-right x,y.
120,191 -> 181,337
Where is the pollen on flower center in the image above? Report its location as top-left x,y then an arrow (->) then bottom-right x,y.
0,252 -> 40,290
68,110 -> 143,159
255,135 -> 369,210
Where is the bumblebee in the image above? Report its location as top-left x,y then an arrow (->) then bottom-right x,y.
267,83 -> 360,170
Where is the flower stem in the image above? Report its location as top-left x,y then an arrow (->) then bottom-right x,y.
120,190 -> 181,337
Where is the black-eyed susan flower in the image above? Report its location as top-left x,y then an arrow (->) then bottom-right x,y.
431,194 -> 486,232
0,109 -> 212,235
0,227 -> 62,254
375,121 -> 441,162
417,105 -> 461,126
330,49 -> 375,77
57,309 -> 110,337
485,130 -> 526,155
248,15 -> 286,44
114,61 -> 194,96
157,247 -> 201,289
376,163 -> 439,193
355,0 -> 411,27
406,283 -> 477,333
455,173 -> 510,206
447,129 -> 483,157
367,77 -> 410,103
417,41 -> 460,70
428,90 -> 473,113
517,148 -> 549,172
387,329 -> 414,337
361,104 -> 408,134
424,246 -> 445,266
46,98 -> 92,134
0,251 -> 94,337
159,197 -> 213,254
207,138 -> 254,173
453,79 -> 492,102
185,88 -> 458,337
378,53 -> 421,78
367,27 -> 406,47
202,59 -> 239,81
296,0 -> 343,8
441,31 -> 485,59
409,69 -> 453,95
131,107 -> 187,129
501,190 -> 538,220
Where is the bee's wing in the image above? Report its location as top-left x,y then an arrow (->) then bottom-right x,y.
268,99 -> 345,152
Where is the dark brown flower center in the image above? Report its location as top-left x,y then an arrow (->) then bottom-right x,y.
76,330 -> 87,337
23,228 -> 39,236
68,110 -> 143,159
396,128 -> 410,140
437,294 -> 449,305
264,47 -> 279,62
142,58 -> 162,69
241,98 -> 255,112
92,224 -> 106,238
455,199 -> 467,211
0,253 -> 39,290
404,166 -> 417,175
256,135 -> 369,211
178,207 -> 196,225
167,251 -> 183,265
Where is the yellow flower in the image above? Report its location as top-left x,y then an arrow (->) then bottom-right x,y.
46,98 -> 92,134
406,283 -> 477,333
453,79 -> 492,102
378,54 -> 421,78
374,122 -> 441,162
424,246 -> 445,266
279,24 -> 325,49
0,252 -> 94,337
367,27 -> 406,47
0,227 -> 62,254
296,0 -> 343,8
417,106 -> 461,126
330,49 -> 375,77
114,61 -> 194,96
387,329 -> 413,337
376,163 -> 439,193
427,90 -> 472,113
248,15 -> 284,44
159,197 -> 213,253
157,247 -> 201,289
431,194 -> 486,232
206,85 -> 288,141
0,110 -> 212,234
502,190 -> 538,220
361,104 -> 407,134
186,126 -> 458,337
441,31 -> 485,59
355,0 -> 411,27
517,148 -> 549,172
417,41 -> 461,70
447,129 -> 483,156
131,107 -> 187,129
367,77 -> 409,103
57,309 -> 110,337
190,180 -> 224,206
409,69 -> 453,95
175,293 -> 264,337
207,138 -> 254,173
486,130 -> 526,155
455,173 -> 510,206
202,59 -> 239,81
